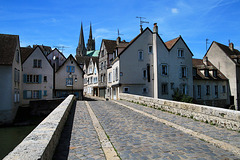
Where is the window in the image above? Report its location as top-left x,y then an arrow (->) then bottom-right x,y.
197,85 -> 201,99
222,85 -> 226,93
101,50 -> 104,57
66,66 -> 75,73
43,90 -> 47,96
33,59 -> 42,68
101,74 -> 104,83
178,49 -> 184,57
181,84 -> 187,95
193,68 -> 197,77
116,67 -> 118,81
162,83 -> 168,95
26,90 -> 32,99
108,72 -> 112,82
123,87 -> 129,93
101,62 -> 103,70
14,90 -> 19,103
213,70 -> 217,78
66,78 -> 73,86
180,66 -> 187,78
148,45 -> 152,54
89,67 -> 92,74
147,64 -> 150,82
161,64 -> 168,76
94,67 -> 97,74
94,77 -> 98,84
143,69 -> 147,79
138,50 -> 143,61
44,76 -> 47,82
204,70 -> 209,77
16,50 -> 19,63
206,85 -> 210,95
25,75 -> 41,83
32,90 -> 40,99
215,85 -> 218,98
104,61 -> 106,69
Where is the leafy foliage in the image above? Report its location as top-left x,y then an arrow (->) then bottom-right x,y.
172,88 -> 193,103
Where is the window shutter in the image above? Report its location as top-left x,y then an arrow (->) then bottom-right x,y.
72,66 -> 75,73
39,75 -> 42,83
66,66 -> 69,72
23,90 -> 27,99
39,90 -> 42,99
23,74 -> 27,83
44,90 -> 47,96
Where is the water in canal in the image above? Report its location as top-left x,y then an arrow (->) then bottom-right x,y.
0,125 -> 36,159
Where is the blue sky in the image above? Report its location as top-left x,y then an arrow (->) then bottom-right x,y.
1,0 -> 240,59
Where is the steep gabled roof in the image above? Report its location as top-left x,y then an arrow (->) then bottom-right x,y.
165,37 -> 180,50
0,34 -> 19,65
192,58 -> 227,81
20,47 -> 34,63
47,48 -> 66,59
102,39 -> 117,53
57,54 -> 84,73
165,36 -> 194,56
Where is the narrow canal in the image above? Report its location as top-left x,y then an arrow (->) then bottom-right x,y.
0,125 -> 36,159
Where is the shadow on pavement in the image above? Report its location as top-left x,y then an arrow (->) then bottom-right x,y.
52,101 -> 76,160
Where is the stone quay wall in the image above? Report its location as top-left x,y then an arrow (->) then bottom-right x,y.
120,93 -> 240,131
3,95 -> 75,160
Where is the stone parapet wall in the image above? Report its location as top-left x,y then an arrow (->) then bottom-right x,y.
3,95 -> 75,160
120,93 -> 240,131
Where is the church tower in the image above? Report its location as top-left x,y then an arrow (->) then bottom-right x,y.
87,23 -> 95,51
76,23 -> 86,56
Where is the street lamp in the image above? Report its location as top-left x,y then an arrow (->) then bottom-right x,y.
68,72 -> 77,95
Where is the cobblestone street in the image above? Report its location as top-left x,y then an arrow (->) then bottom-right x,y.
54,100 -> 240,160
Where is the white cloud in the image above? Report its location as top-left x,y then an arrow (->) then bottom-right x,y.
171,8 -> 179,14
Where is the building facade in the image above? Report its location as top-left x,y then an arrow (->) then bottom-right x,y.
0,34 -> 22,124
21,46 -> 54,105
205,41 -> 240,110
55,54 -> 84,100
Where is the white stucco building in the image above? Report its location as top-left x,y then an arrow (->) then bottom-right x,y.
205,41 -> 240,110
55,54 -> 84,100
109,24 -> 193,100
21,46 -> 54,105
0,34 -> 22,124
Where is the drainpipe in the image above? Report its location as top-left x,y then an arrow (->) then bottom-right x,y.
153,23 -> 158,99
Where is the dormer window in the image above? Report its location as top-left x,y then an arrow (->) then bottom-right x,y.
204,69 -> 209,77
213,70 -> 217,78
178,49 -> 184,58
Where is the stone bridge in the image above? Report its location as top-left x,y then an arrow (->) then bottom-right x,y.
4,94 -> 240,160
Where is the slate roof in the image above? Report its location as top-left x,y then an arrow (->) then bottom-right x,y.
102,39 -> 117,53
86,50 -> 99,57
0,34 -> 19,65
192,58 -> 228,81
20,47 -> 34,63
33,45 -> 52,53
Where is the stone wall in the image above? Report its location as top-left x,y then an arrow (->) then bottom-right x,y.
3,95 -> 75,160
120,93 -> 240,131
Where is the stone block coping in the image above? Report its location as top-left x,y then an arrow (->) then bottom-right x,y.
3,95 -> 75,160
120,93 -> 240,131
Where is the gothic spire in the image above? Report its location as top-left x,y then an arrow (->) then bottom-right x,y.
87,22 -> 95,51
76,22 -> 86,56
89,22 -> 92,39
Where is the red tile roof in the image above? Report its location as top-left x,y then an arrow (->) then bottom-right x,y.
165,37 -> 180,49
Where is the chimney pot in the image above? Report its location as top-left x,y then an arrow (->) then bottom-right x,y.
153,23 -> 158,33
203,56 -> 208,65
229,42 -> 234,51
117,37 -> 121,45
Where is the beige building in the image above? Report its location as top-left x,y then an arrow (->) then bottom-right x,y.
205,41 -> 240,110
192,58 -> 229,108
0,34 -> 22,124
21,46 -> 54,105
47,48 -> 66,71
83,57 -> 99,96
110,24 -> 193,100
55,54 -> 84,100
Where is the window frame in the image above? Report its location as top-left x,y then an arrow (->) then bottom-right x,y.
138,50 -> 143,61
161,64 -> 168,76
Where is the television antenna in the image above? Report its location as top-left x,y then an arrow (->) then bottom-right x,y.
117,29 -> 124,37
53,45 -> 69,53
136,16 -> 149,31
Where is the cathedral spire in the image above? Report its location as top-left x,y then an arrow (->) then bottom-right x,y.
87,22 -> 95,51
89,22 -> 92,39
76,22 -> 86,56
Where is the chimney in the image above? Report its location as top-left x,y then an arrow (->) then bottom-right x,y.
153,23 -> 158,34
203,56 -> 208,66
117,37 -> 121,45
229,42 -> 234,51
140,25 -> 143,33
